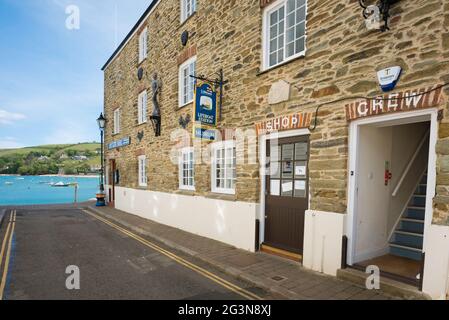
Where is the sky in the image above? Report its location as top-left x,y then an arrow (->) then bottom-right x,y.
0,0 -> 151,149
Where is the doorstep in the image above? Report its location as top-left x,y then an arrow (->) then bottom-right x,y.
337,268 -> 431,300
86,205 -> 396,300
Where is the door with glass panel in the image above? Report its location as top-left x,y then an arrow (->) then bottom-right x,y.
264,136 -> 309,255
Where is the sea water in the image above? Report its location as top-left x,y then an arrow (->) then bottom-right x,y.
0,175 -> 100,206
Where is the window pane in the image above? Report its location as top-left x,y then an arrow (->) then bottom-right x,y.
282,161 -> 293,178
281,180 -> 293,197
295,142 -> 308,160
270,161 -> 280,178
270,179 -> 280,196
294,180 -> 307,198
295,161 -> 307,178
295,37 -> 305,54
282,144 -> 294,161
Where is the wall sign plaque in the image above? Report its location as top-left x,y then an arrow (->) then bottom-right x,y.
345,85 -> 443,121
255,112 -> 312,135
108,137 -> 131,150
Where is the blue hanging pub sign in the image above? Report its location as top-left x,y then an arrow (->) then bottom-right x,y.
194,82 -> 218,126
193,82 -> 218,140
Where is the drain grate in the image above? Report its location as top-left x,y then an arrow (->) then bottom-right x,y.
271,275 -> 287,282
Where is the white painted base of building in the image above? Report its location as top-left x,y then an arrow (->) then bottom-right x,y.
112,186 -> 258,252
303,210 -> 346,276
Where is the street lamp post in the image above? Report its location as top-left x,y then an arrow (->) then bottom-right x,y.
96,113 -> 106,206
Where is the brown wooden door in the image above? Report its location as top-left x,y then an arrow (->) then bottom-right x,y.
264,135 -> 310,255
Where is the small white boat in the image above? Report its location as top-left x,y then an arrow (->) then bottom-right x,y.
16,177 -> 25,180
51,181 -> 70,188
5,182 -> 13,185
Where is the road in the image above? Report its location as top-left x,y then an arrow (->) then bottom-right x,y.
0,205 -> 278,300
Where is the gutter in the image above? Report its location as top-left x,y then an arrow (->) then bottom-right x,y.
101,0 -> 160,71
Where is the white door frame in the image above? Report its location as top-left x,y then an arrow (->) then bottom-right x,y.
258,128 -> 311,246
346,108 -> 438,265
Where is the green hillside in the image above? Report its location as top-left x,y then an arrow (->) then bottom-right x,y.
0,142 -> 101,176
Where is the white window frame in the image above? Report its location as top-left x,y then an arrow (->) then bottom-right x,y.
138,90 -> 148,125
180,0 -> 196,23
113,108 -> 120,135
138,27 -> 148,63
178,56 -> 197,108
138,155 -> 147,187
179,147 -> 195,191
211,140 -> 236,195
262,0 -> 308,71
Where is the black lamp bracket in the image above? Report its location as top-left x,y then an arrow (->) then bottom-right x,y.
359,0 -> 398,32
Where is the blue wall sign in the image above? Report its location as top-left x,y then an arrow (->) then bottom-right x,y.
194,83 -> 217,127
108,137 -> 131,150
193,126 -> 217,141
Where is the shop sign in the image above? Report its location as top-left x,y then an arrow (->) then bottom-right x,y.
194,82 -> 217,127
255,112 -> 312,135
193,125 -> 217,141
108,137 -> 131,150
345,85 -> 443,121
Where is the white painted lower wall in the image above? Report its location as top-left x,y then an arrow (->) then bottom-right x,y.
303,210 -> 346,276
113,186 -> 258,252
423,224 -> 449,300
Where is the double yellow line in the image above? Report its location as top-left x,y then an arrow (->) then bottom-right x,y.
0,210 -> 16,300
83,210 -> 263,301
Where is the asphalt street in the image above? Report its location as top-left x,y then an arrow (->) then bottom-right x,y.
0,206 -> 278,300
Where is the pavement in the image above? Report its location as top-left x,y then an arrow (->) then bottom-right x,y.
88,205 -> 395,300
0,205 -> 279,300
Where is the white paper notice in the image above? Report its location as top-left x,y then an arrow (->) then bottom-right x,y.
295,166 -> 306,176
282,182 -> 293,192
271,180 -> 280,196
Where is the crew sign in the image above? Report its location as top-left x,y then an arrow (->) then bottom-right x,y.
194,83 -> 217,127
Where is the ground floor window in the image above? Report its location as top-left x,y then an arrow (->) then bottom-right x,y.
138,155 -> 147,187
179,147 -> 195,190
211,141 -> 236,194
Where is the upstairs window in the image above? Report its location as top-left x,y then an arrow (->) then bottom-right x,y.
138,155 -> 147,187
138,90 -> 148,124
113,108 -> 120,134
264,0 -> 307,69
181,0 -> 196,23
178,56 -> 196,107
139,27 -> 148,63
179,147 -> 195,190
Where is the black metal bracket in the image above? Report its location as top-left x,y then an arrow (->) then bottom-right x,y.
190,69 -> 229,122
359,0 -> 398,32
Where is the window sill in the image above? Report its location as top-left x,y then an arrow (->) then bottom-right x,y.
178,101 -> 193,110
111,133 -> 121,137
136,122 -> 147,127
179,11 -> 197,28
176,189 -> 196,196
257,53 -> 306,77
206,192 -> 237,201
137,57 -> 147,68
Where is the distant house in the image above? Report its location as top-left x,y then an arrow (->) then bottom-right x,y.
73,155 -> 88,161
37,156 -> 50,162
59,153 -> 68,160
90,165 -> 101,172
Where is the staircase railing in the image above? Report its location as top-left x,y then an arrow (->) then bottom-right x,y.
392,129 -> 430,197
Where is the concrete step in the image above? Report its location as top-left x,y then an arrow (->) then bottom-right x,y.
337,268 -> 430,300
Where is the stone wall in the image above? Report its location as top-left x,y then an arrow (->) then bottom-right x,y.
104,0 -> 449,222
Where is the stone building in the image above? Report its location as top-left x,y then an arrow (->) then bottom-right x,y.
102,0 -> 449,299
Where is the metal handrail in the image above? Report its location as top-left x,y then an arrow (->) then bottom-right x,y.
392,129 -> 430,197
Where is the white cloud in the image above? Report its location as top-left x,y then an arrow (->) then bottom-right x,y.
0,109 -> 26,125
